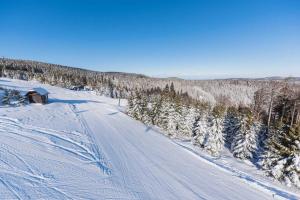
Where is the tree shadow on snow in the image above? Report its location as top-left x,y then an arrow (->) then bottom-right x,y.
49,98 -> 104,105
107,112 -> 119,115
0,79 -> 11,83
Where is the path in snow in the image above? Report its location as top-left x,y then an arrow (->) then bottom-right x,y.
72,97 -> 295,200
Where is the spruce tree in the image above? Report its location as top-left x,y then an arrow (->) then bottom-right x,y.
127,92 -> 135,117
223,106 -> 239,148
261,124 -> 300,187
179,105 -> 196,137
231,108 -> 258,160
1,89 -> 10,105
149,95 -> 163,125
159,96 -> 170,131
140,93 -> 150,124
203,105 -> 226,156
192,114 -> 208,147
166,102 -> 179,137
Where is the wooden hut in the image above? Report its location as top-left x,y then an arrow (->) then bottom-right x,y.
25,88 -> 49,104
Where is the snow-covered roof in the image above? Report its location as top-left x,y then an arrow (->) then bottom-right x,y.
28,87 -> 49,95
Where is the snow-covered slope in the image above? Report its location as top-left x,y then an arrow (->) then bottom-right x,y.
0,78 -> 299,200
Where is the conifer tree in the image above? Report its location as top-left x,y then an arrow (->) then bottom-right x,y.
203,105 -> 226,156
192,114 -> 208,147
166,101 -> 179,136
149,95 -> 163,125
127,92 -> 135,117
140,93 -> 150,124
1,89 -> 27,106
231,108 -> 258,160
159,96 -> 170,131
223,106 -> 239,148
261,124 -> 300,187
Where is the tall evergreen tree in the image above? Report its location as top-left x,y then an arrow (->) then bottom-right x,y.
192,114 -> 208,147
203,105 -> 226,156
261,124 -> 300,187
223,106 -> 239,148
166,101 -> 179,136
231,108 -> 258,160
149,95 -> 163,125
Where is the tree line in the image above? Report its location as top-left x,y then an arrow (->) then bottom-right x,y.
2,58 -> 294,106
127,81 -> 300,188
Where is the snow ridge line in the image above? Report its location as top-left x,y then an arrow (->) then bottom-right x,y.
172,140 -> 300,200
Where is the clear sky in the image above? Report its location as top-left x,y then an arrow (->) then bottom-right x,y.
0,0 -> 299,78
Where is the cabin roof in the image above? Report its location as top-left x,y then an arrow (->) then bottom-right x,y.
26,87 -> 49,96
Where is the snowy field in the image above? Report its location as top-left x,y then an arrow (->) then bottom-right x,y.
0,78 -> 299,200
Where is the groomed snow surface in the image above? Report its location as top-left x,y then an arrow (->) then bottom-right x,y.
0,78 -> 299,200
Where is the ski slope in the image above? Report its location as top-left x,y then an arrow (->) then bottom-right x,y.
0,78 -> 299,200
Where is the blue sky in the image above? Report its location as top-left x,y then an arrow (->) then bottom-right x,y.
0,0 -> 299,78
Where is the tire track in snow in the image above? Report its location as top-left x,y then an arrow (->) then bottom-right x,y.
0,116 -> 106,170
0,116 -> 113,199
111,123 -> 207,200
88,107 -> 207,200
71,104 -> 145,199
69,104 -> 111,175
70,103 -> 138,200
0,178 -> 22,200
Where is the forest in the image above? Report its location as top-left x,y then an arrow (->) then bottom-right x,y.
127,81 -> 300,188
1,57 -> 300,188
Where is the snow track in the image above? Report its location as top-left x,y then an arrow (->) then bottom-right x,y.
73,99 -> 292,200
0,116 -> 131,199
0,116 -> 107,173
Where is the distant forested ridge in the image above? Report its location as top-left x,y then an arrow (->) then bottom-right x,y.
2,57 -> 298,106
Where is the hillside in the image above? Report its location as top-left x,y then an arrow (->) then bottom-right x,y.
0,78 -> 299,199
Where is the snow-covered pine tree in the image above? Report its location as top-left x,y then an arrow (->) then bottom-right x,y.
223,106 -> 239,148
253,121 -> 267,159
1,89 -> 10,105
231,107 -> 258,160
166,101 -> 179,137
127,92 -> 135,117
186,106 -> 197,137
1,89 -> 27,106
203,105 -> 226,156
261,124 -> 300,188
17,92 -> 27,106
192,114 -> 208,147
178,105 -> 189,135
149,95 -> 163,125
127,90 -> 147,121
158,94 -> 171,132
192,102 -> 211,146
179,105 -> 196,138
140,93 -> 150,124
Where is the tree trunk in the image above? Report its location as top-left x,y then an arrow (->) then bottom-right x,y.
290,101 -> 296,126
267,94 -> 274,132
280,103 -> 286,123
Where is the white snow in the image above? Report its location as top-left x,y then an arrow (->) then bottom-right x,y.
0,77 -> 300,200
28,87 -> 49,95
